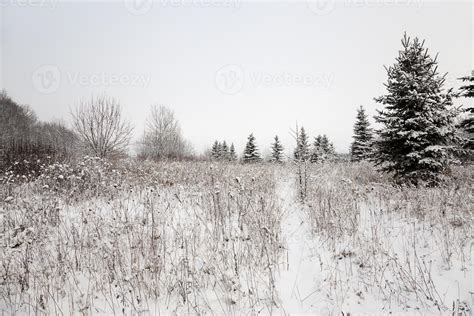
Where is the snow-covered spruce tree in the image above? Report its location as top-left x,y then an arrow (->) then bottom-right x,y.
310,135 -> 323,162
270,135 -> 284,163
229,143 -> 237,161
321,135 -> 335,157
374,34 -> 460,186
458,75 -> 473,151
294,127 -> 310,161
221,141 -> 230,160
293,127 -> 310,200
242,133 -> 261,163
311,134 -> 335,162
350,106 -> 373,161
328,142 -> 335,156
211,140 -> 221,160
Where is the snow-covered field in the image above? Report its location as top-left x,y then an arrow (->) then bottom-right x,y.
0,159 -> 472,315
278,164 -> 473,315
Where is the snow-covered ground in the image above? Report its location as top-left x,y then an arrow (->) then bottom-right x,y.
275,175 -> 330,314
274,166 -> 473,315
0,161 -> 472,315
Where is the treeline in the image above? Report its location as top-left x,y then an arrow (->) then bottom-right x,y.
1,33 -> 472,186
204,34 -> 473,187
0,93 -> 196,175
0,91 -> 76,175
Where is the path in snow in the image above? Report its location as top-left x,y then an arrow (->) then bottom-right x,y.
275,175 -> 330,315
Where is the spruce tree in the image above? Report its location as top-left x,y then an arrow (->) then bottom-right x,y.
311,134 -> 335,162
294,127 -> 310,161
320,135 -> 335,156
211,140 -> 221,160
374,34 -> 459,185
271,135 -> 284,163
221,141 -> 229,160
243,133 -> 261,163
229,143 -> 237,161
327,142 -> 335,157
293,129 -> 300,160
458,75 -> 473,151
350,106 -> 373,161
310,135 -> 323,162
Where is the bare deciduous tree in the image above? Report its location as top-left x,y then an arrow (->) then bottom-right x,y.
139,105 -> 192,160
34,121 -> 77,160
1,91 -> 77,171
0,90 -> 37,147
71,95 -> 133,158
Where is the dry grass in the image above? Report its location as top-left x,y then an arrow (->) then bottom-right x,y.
0,158 -> 283,314
303,162 -> 473,313
1,159 -> 472,314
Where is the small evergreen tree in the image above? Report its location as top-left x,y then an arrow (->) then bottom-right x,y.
374,33 -> 460,185
243,133 -> 261,163
221,141 -> 229,160
327,142 -> 335,157
211,140 -> 221,160
294,127 -> 310,161
458,75 -> 473,151
229,143 -> 237,161
310,135 -> 323,163
350,106 -> 373,161
293,128 -> 300,160
320,135 -> 334,156
293,127 -> 311,200
271,135 -> 284,163
311,134 -> 335,162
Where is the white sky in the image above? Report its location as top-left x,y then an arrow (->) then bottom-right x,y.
1,0 -> 472,155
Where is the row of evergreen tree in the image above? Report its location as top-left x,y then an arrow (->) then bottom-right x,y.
210,130 -> 337,164
210,135 -> 264,163
210,140 -> 238,161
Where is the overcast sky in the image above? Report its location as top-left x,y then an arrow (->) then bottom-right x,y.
1,0 -> 472,155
